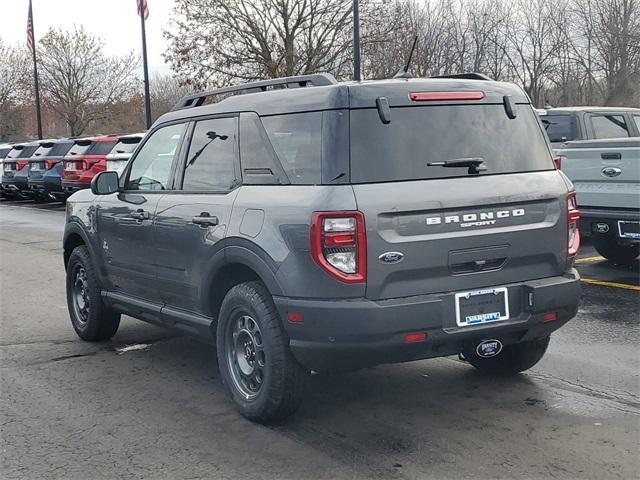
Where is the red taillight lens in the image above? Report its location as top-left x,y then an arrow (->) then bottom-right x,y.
310,211 -> 366,283
553,156 -> 562,169
44,160 -> 56,170
567,192 -> 580,257
16,160 -> 28,170
404,332 -> 428,344
409,91 -> 485,102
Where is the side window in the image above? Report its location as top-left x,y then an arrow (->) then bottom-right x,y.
591,114 -> 630,139
126,123 -> 186,191
633,115 -> 640,135
262,112 -> 322,184
182,117 -> 238,191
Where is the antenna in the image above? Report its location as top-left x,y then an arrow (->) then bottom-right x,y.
393,35 -> 418,79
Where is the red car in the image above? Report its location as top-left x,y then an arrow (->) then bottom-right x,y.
61,135 -> 118,194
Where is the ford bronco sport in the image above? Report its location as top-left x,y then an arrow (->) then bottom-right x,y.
63,73 -> 581,422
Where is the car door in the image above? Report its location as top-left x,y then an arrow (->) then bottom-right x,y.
95,122 -> 188,303
154,115 -> 241,316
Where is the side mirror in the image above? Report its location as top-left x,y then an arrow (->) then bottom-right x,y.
91,170 -> 119,195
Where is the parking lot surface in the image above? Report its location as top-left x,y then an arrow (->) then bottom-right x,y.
1,199 -> 639,479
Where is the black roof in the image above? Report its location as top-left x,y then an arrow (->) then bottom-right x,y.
158,76 -> 530,126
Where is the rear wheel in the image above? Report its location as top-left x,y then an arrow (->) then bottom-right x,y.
593,236 -> 639,264
462,336 -> 550,376
66,245 -> 120,341
216,281 -> 308,423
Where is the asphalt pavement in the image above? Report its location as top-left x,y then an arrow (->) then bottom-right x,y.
1,199 -> 639,480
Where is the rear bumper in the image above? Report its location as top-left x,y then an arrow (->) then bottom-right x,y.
580,207 -> 640,243
275,271 -> 580,372
61,181 -> 89,194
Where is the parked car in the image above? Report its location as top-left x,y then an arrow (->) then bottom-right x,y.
105,133 -> 145,174
1,142 -> 39,198
22,139 -> 68,201
64,73 -> 581,422
30,139 -> 76,202
559,137 -> 639,263
0,144 -> 12,198
538,106 -> 640,151
61,135 -> 118,194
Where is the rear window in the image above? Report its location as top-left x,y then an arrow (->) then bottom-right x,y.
540,114 -> 577,142
89,140 -> 118,155
48,142 -> 73,157
110,137 -> 142,155
67,142 -> 92,156
32,145 -> 54,157
262,112 -> 322,184
16,145 -> 39,158
350,105 -> 553,183
0,147 -> 12,159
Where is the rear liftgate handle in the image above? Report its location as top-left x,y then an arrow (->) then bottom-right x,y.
192,212 -> 219,227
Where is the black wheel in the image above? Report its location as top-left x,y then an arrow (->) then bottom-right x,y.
462,336 -> 550,376
593,236 -> 639,264
216,281 -> 308,423
66,245 -> 120,341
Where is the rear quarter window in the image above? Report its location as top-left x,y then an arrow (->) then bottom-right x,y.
262,112 -> 322,184
590,114 -> 630,139
350,104 -> 553,183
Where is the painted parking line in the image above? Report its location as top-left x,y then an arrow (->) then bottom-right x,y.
575,256 -> 605,264
581,278 -> 640,291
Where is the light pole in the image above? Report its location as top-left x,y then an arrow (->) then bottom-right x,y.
353,0 -> 361,81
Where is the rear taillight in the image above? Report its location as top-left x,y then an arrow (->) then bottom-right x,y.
567,192 -> 580,257
553,155 -> 563,169
44,160 -> 56,170
16,160 -> 28,170
310,211 -> 366,283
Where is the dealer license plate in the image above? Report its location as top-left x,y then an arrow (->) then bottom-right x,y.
618,221 -> 640,239
455,287 -> 509,327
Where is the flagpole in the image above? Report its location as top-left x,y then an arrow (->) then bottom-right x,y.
28,1 -> 43,139
138,0 -> 152,129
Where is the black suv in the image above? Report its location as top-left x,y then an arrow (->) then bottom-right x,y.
64,73 -> 581,422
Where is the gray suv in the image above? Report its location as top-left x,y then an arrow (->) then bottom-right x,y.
63,73 -> 581,422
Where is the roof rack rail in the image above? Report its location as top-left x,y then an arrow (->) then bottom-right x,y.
431,73 -> 493,81
172,73 -> 338,111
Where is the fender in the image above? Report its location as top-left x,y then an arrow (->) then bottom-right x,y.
199,238 -> 284,315
62,221 -> 108,287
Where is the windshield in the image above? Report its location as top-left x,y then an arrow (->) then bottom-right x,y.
350,104 -> 553,183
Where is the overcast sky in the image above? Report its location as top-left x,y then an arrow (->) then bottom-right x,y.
2,0 -> 175,75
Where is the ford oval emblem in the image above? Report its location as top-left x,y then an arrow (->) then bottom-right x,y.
476,339 -> 503,358
378,251 -> 404,264
601,167 -> 622,178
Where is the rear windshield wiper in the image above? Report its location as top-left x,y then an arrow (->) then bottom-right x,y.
427,157 -> 486,174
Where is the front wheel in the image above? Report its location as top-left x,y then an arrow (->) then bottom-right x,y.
216,281 -> 308,423
66,245 -> 120,341
462,336 -> 550,376
593,236 -> 639,264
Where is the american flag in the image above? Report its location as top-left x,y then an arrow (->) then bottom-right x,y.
137,0 -> 149,20
26,0 -> 34,54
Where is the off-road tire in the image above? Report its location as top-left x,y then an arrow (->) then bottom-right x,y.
216,281 -> 309,423
593,236 -> 639,264
66,245 -> 120,341
462,336 -> 550,376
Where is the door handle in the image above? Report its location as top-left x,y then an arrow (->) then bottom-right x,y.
192,212 -> 219,227
130,209 -> 149,221
601,152 -> 621,160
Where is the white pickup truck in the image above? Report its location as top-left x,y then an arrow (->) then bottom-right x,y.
558,138 -> 640,263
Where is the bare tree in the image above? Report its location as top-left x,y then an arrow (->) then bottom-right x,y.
150,73 -> 192,119
164,0 -> 360,87
0,40 -> 30,141
37,27 -> 139,136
